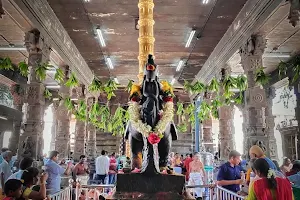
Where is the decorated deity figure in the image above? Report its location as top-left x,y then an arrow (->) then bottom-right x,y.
125,55 -> 177,175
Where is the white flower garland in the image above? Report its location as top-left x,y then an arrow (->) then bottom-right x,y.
128,101 -> 174,138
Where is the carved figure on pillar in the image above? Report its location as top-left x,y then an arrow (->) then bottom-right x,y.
240,35 -> 269,158
86,97 -> 96,158
20,29 -> 49,161
288,0 -> 300,27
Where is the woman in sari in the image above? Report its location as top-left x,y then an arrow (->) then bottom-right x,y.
247,158 -> 293,200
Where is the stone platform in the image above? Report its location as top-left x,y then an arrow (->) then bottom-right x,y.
106,173 -> 191,200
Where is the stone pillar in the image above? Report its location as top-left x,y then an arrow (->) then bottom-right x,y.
219,104 -> 235,161
265,87 -> 278,160
202,93 -> 214,153
55,66 -> 71,158
50,100 -> 59,152
73,85 -> 86,161
19,29 -> 49,160
240,35 -> 269,158
9,85 -> 25,154
294,83 -> 300,160
85,97 -> 96,158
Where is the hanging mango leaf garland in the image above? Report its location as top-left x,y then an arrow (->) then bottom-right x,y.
176,102 -> 187,132
88,77 -> 103,92
198,101 -> 211,121
44,89 -> 52,99
185,103 -> 195,126
111,107 -> 128,136
234,92 -> 244,104
292,64 -> 300,83
211,98 -> 222,119
208,77 -> 219,92
89,102 -> 101,123
183,80 -> 193,93
255,67 -> 270,86
176,124 -> 188,133
0,57 -> 14,71
64,97 -> 75,111
35,63 -> 49,81
65,72 -> 79,87
126,80 -> 134,92
278,61 -> 288,80
18,61 -> 29,77
192,81 -> 206,93
104,79 -> 119,101
235,75 -> 247,92
96,105 -> 111,130
74,100 -> 87,121
176,102 -> 184,116
54,68 -> 65,84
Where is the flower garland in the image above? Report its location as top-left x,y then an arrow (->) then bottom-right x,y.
128,101 -> 174,138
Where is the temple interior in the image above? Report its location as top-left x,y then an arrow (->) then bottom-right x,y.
0,0 -> 300,199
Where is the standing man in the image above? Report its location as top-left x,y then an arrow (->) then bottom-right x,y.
217,150 -> 243,193
73,155 -> 89,185
45,151 -> 72,194
95,150 -> 109,184
0,151 -> 12,198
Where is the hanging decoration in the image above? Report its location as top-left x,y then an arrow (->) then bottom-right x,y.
18,61 -> 29,77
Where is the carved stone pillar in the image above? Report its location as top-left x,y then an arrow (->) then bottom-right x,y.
73,86 -> 86,161
265,87 -> 278,160
288,0 -> 300,27
202,93 -> 214,153
19,29 -> 49,160
86,97 -> 96,158
9,85 -> 25,154
50,100 -> 59,152
219,104 -> 235,161
240,35 -> 269,158
294,83 -> 300,160
55,66 -> 71,158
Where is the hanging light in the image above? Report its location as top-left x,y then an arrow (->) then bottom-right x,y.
185,30 -> 196,48
176,60 -> 184,72
96,28 -> 106,47
107,57 -> 114,69
203,0 -> 209,4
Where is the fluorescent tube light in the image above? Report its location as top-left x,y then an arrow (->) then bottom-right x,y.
52,98 -> 59,101
84,0 -> 90,2
71,98 -> 78,101
185,30 -> 196,48
46,85 -> 61,89
203,0 -> 209,4
96,28 -> 106,47
0,46 -> 27,51
107,57 -> 114,69
0,116 -> 8,120
114,77 -> 119,84
176,60 -> 184,72
263,52 -> 291,58
171,78 -> 175,85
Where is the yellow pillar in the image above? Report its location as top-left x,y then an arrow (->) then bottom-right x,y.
137,0 -> 155,84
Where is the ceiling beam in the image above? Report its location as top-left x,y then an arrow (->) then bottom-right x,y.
4,0 -> 93,86
193,0 -> 284,85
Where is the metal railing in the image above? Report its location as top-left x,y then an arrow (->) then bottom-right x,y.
186,184 -> 247,200
49,186 -> 73,200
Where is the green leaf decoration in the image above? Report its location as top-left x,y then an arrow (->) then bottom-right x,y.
111,106 -> 127,135
184,104 -> 195,126
176,124 -> 187,133
54,68 -> 65,84
192,81 -> 206,93
208,77 -> 219,92
35,63 -> 49,81
44,89 -> 52,99
235,75 -> 247,91
64,97 -> 75,111
198,101 -> 211,121
75,100 -> 87,121
176,102 -> 184,116
234,92 -> 244,104
126,80 -> 134,92
224,90 -> 234,99
88,77 -> 103,92
211,98 -> 222,109
104,79 -> 119,101
0,57 -> 14,71
292,65 -> 300,84
183,80 -> 193,93
222,75 -> 236,93
278,61 -> 288,80
89,102 -> 100,121
255,67 -> 270,86
211,108 -> 219,119
65,73 -> 79,87
224,98 -> 231,105
18,61 -> 29,77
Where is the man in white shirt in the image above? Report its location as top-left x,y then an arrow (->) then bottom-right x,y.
95,150 -> 109,184
0,151 -> 12,194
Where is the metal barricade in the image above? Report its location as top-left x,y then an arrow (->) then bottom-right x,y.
75,183 -> 115,200
49,186 -> 72,200
185,184 -> 247,200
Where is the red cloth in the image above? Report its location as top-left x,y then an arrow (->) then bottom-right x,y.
109,157 -> 117,174
253,177 -> 293,200
184,157 -> 193,181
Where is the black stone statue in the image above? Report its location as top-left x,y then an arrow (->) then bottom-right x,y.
125,55 -> 177,175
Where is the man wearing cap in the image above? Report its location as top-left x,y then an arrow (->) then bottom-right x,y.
217,150 -> 243,193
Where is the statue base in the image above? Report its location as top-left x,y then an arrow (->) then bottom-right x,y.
106,173 -> 193,200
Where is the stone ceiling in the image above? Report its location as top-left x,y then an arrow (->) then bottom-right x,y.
46,0 -> 248,86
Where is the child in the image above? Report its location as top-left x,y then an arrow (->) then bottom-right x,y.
3,179 -> 23,200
